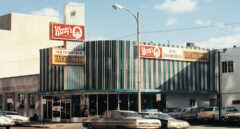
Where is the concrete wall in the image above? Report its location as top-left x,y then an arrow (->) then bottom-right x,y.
166,93 -> 216,108
0,13 -> 63,78
221,47 -> 240,110
0,74 -> 41,119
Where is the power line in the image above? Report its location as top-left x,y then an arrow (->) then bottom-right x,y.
114,21 -> 240,40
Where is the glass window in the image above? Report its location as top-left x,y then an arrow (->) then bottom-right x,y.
232,100 -> 240,105
228,61 -> 234,72
28,94 -> 35,108
204,108 -> 213,111
154,113 -> 172,119
120,112 -> 140,117
190,99 -> 195,107
140,113 -> 150,118
0,95 -> 2,110
71,95 -> 80,117
18,93 -> 25,108
226,107 -> 238,112
222,62 -> 228,73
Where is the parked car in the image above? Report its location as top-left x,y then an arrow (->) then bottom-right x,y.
197,107 -> 238,121
0,114 -> 15,129
224,112 -> 240,122
0,111 -> 30,125
162,108 -> 182,119
139,112 -> 190,129
181,107 -> 204,120
82,110 -> 161,129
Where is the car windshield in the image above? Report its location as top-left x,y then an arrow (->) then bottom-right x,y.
154,113 -> 173,119
139,113 -> 150,118
120,112 -> 140,117
204,108 -> 213,111
0,112 -> 4,115
142,109 -> 158,112
6,112 -> 19,115
226,107 -> 238,112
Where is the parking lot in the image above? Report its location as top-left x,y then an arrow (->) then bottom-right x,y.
1,121 -> 240,129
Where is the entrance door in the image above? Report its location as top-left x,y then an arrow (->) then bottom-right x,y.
43,100 -> 52,120
61,99 -> 71,121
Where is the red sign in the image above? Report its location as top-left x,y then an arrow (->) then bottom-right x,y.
139,45 -> 162,59
50,22 -> 85,41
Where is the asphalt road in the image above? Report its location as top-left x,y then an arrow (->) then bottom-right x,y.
1,122 -> 240,129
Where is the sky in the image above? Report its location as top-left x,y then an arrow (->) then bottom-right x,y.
1,0 -> 240,49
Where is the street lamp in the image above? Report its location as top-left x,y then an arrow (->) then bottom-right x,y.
112,4 -> 141,112
216,48 -> 227,120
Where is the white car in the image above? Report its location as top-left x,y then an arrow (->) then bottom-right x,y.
82,110 -> 161,129
1,111 -> 30,125
139,112 -> 190,129
0,115 -> 15,129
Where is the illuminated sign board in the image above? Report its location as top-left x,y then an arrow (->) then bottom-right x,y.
50,22 -> 85,41
140,45 -> 208,62
50,48 -> 85,65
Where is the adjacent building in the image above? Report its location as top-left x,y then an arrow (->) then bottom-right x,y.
221,46 -> 240,109
0,13 -> 62,120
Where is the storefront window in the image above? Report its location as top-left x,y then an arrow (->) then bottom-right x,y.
98,95 -> 107,115
72,95 -> 80,117
109,94 -> 118,110
89,95 -> 96,116
28,94 -> 35,108
120,94 -> 128,110
0,95 -> 2,110
18,93 -> 25,108
130,94 -> 137,111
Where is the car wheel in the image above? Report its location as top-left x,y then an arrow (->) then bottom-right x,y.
87,124 -> 94,129
6,126 -> 10,129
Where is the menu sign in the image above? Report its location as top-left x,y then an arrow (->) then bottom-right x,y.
139,45 -> 208,62
50,22 -> 85,41
50,48 -> 85,65
183,50 -> 208,62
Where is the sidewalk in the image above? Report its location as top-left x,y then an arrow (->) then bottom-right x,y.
26,121 -> 86,129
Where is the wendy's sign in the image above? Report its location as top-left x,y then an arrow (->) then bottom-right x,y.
50,22 -> 85,41
139,45 -> 163,59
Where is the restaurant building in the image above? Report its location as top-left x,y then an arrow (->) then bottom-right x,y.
38,40 -> 218,122
0,3 -> 220,122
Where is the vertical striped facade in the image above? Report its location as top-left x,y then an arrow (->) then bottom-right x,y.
40,40 -> 217,93
40,47 -> 85,92
85,40 -> 217,93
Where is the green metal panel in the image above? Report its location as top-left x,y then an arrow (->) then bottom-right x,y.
168,60 -> 171,90
127,41 -> 131,89
158,59 -> 162,89
98,41 -> 103,89
172,60 -> 175,90
181,61 -> 184,91
163,60 -> 166,90
133,41 -> 136,90
190,63 -> 193,91
153,59 -> 156,89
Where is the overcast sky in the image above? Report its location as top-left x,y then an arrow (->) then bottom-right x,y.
1,0 -> 240,49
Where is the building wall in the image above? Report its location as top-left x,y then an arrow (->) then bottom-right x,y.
0,13 -> 63,78
85,40 -> 217,93
40,40 -> 218,94
166,93 -> 216,108
0,74 -> 41,119
221,47 -> 240,110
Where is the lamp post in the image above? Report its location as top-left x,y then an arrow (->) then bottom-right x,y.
216,48 -> 227,120
112,4 -> 141,112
